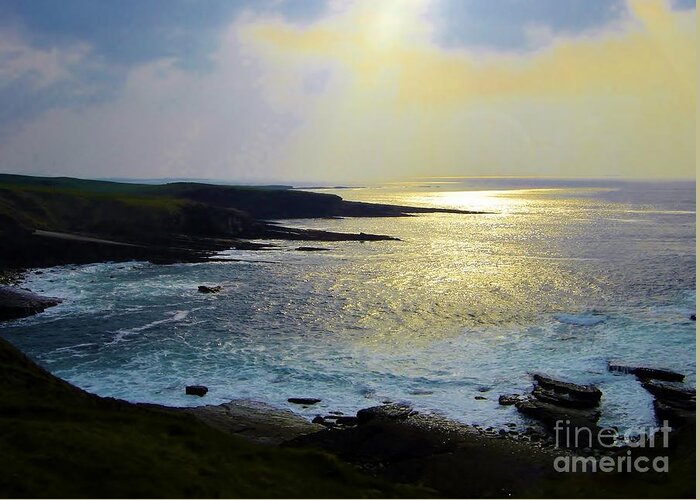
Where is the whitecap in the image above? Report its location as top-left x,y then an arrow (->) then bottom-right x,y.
107,309 -> 193,344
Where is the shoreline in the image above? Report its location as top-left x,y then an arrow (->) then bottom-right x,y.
0,333 -> 693,497
0,258 -> 695,497
0,173 -> 486,274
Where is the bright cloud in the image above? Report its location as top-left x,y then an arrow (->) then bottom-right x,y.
240,0 -> 695,180
0,0 -> 694,182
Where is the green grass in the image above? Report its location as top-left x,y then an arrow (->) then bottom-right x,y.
0,337 -> 426,498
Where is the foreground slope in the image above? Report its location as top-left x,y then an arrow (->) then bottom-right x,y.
0,336 -> 423,498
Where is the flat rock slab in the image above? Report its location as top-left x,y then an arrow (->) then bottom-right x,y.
181,399 -> 324,445
608,362 -> 685,382
356,403 -> 414,424
515,397 -> 601,429
641,380 -> 695,402
532,373 -> 602,402
0,286 -> 62,321
532,385 -> 599,409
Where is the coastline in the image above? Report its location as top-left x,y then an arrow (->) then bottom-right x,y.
0,173 -> 484,273
0,175 -> 694,497
0,333 -> 693,498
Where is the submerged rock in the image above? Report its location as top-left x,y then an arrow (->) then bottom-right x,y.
198,285 -> 222,294
288,398 -> 321,405
185,385 -> 208,397
608,362 -> 685,382
295,247 -> 331,252
0,286 -> 62,321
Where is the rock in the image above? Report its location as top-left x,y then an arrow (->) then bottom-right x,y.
183,399 -> 324,445
515,397 -> 601,427
532,374 -> 602,402
515,397 -> 603,449
334,416 -> 359,426
608,362 -> 684,382
477,386 -> 491,393
356,403 -> 413,424
295,247 -> 331,252
474,396 -> 487,400
185,385 -> 208,397
0,286 -> 62,321
498,394 -> 522,406
311,416 -> 336,428
653,399 -> 695,428
691,314 -> 696,321
641,380 -> 695,402
198,285 -> 222,293
288,398 -> 321,405
532,385 -> 599,409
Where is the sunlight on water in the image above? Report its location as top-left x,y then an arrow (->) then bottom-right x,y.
0,179 -> 695,432
408,189 -> 530,212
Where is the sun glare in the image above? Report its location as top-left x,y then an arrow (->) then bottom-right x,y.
368,0 -> 434,49
408,189 -> 537,213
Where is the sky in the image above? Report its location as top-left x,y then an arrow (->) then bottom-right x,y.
0,0 -> 695,183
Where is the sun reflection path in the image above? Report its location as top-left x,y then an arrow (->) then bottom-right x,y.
406,188 -> 559,213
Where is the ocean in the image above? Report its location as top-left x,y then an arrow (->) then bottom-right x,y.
1,178 -> 695,432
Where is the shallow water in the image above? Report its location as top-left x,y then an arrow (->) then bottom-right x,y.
1,178 -> 695,432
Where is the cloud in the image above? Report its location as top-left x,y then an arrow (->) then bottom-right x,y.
434,0 -> 628,52
0,27 -> 121,135
0,0 -> 694,182
0,19 -> 300,181
238,0 -> 695,180
0,0 -> 237,69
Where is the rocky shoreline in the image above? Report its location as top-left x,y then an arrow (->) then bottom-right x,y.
0,285 -> 62,321
0,317 -> 695,497
0,174 -> 484,274
167,391 -> 694,498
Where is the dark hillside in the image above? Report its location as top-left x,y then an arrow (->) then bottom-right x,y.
0,174 -> 480,270
0,336 -> 421,498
